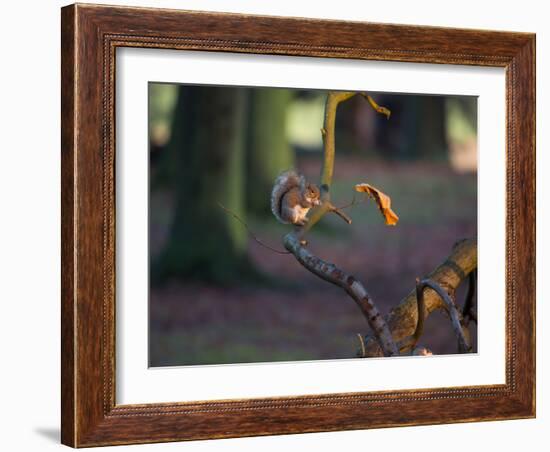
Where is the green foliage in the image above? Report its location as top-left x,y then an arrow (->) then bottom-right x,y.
446,97 -> 477,144
148,83 -> 178,147
286,94 -> 325,150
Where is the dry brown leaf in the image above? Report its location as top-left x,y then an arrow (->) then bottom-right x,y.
355,183 -> 399,226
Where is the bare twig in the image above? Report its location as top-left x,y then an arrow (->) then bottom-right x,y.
218,202 -> 291,255
416,278 -> 471,353
327,202 -> 352,224
334,192 -> 363,210
361,93 -> 391,119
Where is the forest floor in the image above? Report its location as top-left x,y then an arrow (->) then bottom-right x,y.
149,155 -> 477,367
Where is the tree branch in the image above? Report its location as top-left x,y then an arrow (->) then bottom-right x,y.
300,93 -> 357,236
462,268 -> 477,326
284,232 -> 399,356
396,278 -> 427,353
301,92 -> 391,236
275,91 -> 476,358
361,93 -> 391,119
417,278 -> 472,353
283,92 -> 401,356
327,202 -> 352,224
320,92 -> 356,189
413,278 -> 427,348
361,238 -> 477,357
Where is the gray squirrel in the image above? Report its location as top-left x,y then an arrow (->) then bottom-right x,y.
271,170 -> 321,226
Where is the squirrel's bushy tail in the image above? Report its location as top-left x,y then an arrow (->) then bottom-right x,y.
271,170 -> 304,224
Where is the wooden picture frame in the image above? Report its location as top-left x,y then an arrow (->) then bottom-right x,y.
61,3 -> 535,447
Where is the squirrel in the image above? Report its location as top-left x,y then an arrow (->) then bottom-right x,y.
271,170 -> 321,226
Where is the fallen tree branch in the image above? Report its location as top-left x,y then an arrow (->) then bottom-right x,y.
361,238 -> 477,357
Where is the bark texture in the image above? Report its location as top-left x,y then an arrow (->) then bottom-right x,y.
362,238 -> 477,357
284,232 -> 399,356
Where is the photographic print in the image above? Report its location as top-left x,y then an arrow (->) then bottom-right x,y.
148,84 -> 478,367
61,5 -> 535,445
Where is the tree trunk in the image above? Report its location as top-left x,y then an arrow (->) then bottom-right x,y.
416,96 -> 448,158
154,85 -> 253,284
246,88 -> 294,216
375,94 -> 448,160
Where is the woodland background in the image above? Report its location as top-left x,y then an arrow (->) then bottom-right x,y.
148,84 -> 478,366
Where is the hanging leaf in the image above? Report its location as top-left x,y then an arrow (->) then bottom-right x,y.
355,183 -> 399,226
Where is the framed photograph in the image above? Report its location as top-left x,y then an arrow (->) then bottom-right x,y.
61,3 -> 535,447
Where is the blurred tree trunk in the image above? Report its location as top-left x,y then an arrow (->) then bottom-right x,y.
246,88 -> 294,216
416,96 -> 447,158
154,85 -> 254,284
454,96 -> 477,130
149,85 -> 179,189
375,95 -> 448,160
